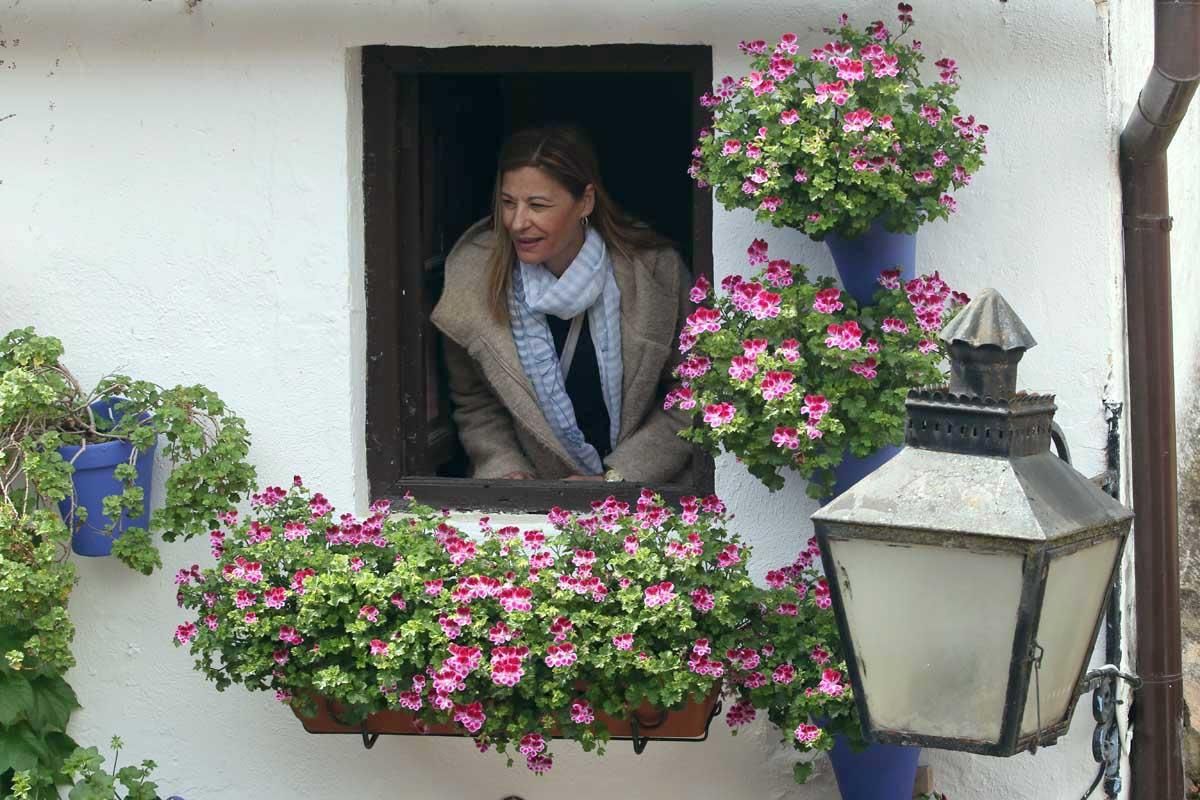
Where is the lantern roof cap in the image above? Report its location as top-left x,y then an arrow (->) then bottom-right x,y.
812,448 -> 1132,543
940,288 -> 1038,352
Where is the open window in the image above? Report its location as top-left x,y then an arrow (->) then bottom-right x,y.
363,44 -> 714,511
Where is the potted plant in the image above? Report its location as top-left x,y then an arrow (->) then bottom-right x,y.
3,736 -> 182,800
173,479 -> 875,784
0,327 -> 256,572
711,535 -> 862,784
673,241 -> 966,497
689,4 -> 988,303
173,480 -> 771,772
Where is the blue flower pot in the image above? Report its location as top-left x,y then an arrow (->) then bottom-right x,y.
824,220 -> 917,306
821,220 -> 922,797
56,399 -> 156,557
828,735 -> 921,800
830,446 -> 902,496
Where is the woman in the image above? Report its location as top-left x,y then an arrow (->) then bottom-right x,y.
430,126 -> 695,483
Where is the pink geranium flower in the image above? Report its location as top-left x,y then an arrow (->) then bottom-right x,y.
703,403 -> 736,428
795,723 -> 823,743
570,699 -> 595,725
691,587 -> 716,613
842,108 -> 874,132
742,338 -> 769,359
760,371 -> 795,401
746,238 -> 769,265
643,581 -> 677,608
850,358 -> 879,380
813,287 -> 844,314
776,338 -> 801,362
725,698 -> 757,728
175,622 -> 197,645
751,290 -> 782,319
544,642 -> 578,668
825,321 -> 863,350
759,196 -> 783,213
772,426 -> 801,450
728,356 -> 759,382
801,394 -> 831,422
773,663 -> 797,684
819,668 -> 846,696
765,260 -> 793,287
837,59 -> 866,82
878,268 -> 902,289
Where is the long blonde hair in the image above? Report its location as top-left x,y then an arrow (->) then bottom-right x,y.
485,126 -> 673,321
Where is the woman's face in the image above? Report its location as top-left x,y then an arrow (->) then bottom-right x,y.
500,166 -> 595,275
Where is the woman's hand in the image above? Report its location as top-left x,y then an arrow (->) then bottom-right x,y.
500,471 -> 535,480
564,474 -> 605,481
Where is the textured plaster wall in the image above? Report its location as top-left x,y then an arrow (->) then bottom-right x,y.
0,1 -> 1146,797
1159,10 -> 1200,787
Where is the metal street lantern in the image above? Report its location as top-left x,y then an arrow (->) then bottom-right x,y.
811,289 -> 1133,756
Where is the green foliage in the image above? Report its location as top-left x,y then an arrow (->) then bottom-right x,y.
0,326 -> 257,572
676,254 -> 965,496
6,738 -> 163,800
690,7 -> 988,238
1,326 -> 232,797
176,481 -> 856,779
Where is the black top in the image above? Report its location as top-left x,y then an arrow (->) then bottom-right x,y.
547,314 -> 613,461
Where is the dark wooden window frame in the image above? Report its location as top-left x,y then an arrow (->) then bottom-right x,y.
363,44 -> 714,511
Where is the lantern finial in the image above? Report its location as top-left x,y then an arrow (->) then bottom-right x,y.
940,289 -> 1038,400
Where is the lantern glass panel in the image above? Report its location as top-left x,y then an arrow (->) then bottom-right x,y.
829,537 -> 1023,742
1019,537 -> 1121,736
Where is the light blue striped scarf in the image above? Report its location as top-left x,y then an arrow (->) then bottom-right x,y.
509,227 -> 623,475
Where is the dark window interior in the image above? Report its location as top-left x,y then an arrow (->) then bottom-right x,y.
364,45 -> 714,511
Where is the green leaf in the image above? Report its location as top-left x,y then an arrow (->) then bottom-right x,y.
0,673 -> 34,726
792,760 -> 813,784
0,725 -> 50,774
26,676 -> 79,733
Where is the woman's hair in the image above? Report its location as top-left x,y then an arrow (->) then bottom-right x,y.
484,125 -> 674,321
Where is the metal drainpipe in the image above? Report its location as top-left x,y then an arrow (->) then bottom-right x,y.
1120,1 -> 1200,797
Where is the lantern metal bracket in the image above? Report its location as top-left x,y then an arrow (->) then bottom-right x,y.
1076,665 -> 1142,799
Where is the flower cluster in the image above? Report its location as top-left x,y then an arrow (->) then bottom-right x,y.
174,481 -> 766,775
173,480 -> 867,784
673,240 -> 966,495
718,536 -> 861,784
690,5 -> 988,238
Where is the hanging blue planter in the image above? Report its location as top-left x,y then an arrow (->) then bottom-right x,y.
824,219 -> 917,307
827,734 -> 922,800
823,220 -> 921,797
56,399 -> 156,557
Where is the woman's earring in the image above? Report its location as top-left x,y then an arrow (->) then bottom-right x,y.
581,215 -> 590,228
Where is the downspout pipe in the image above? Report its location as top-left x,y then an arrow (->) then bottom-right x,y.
1120,1 -> 1199,797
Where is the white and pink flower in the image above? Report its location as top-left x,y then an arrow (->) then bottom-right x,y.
703,403 -> 736,428
760,371 -> 795,401
643,581 -> 677,608
812,287 -> 844,314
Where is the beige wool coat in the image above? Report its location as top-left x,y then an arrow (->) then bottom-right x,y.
429,219 -> 696,483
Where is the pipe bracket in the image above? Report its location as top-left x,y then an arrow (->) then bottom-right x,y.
1121,213 -> 1173,231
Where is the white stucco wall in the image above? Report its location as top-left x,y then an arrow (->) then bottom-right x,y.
0,0 -> 1174,797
